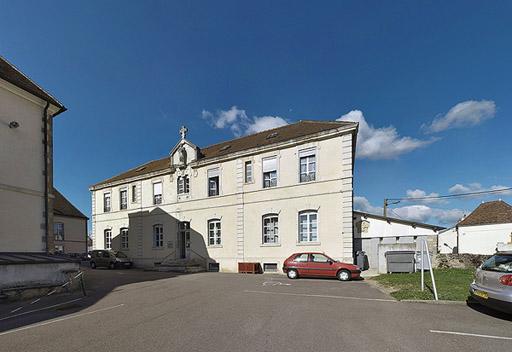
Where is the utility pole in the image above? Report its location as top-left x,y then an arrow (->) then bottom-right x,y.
383,199 -> 388,217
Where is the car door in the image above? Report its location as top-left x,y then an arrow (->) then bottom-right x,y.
309,253 -> 337,277
292,253 -> 310,277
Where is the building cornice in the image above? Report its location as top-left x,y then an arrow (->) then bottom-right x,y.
0,77 -> 61,116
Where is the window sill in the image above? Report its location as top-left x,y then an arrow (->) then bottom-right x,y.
260,243 -> 281,247
208,245 -> 223,248
296,241 -> 321,246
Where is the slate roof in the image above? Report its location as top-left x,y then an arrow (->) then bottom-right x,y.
0,55 -> 65,112
53,189 -> 88,219
91,120 -> 357,188
458,200 -> 512,227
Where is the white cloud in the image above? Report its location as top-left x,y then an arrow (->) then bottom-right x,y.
337,110 -> 434,159
202,106 -> 288,137
354,196 -> 383,214
423,100 -> 496,133
448,183 -> 512,196
405,189 -> 445,204
355,195 -> 465,226
244,115 -> 289,135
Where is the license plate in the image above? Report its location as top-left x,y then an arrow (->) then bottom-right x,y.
474,290 -> 488,299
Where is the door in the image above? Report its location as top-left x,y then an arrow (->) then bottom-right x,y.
292,253 -> 310,276
178,221 -> 190,259
309,253 -> 337,277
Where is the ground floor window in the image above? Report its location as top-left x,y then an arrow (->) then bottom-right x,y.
208,219 -> 221,245
298,211 -> 318,242
104,229 -> 112,250
120,228 -> 129,249
153,224 -> 163,248
262,214 -> 279,244
263,263 -> 278,272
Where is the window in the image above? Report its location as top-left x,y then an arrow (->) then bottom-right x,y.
310,253 -> 329,263
153,182 -> 162,205
298,211 -> 318,242
120,228 -> 129,249
262,214 -> 279,244
55,245 -> 64,254
244,161 -> 253,183
177,176 -> 189,194
207,168 -> 220,197
262,157 -> 277,188
481,254 -> 512,273
299,149 -> 316,182
294,253 -> 309,262
104,229 -> 112,250
131,184 -> 137,203
54,222 -> 64,241
263,263 -> 278,272
120,189 -> 127,210
208,219 -> 221,246
208,263 -> 220,272
153,224 -> 163,248
103,193 -> 111,212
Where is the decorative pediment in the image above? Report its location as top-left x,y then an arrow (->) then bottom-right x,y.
170,126 -> 199,169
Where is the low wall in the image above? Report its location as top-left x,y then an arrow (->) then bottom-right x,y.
0,262 -> 79,290
433,253 -> 491,269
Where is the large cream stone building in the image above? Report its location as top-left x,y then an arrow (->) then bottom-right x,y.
90,121 -> 358,272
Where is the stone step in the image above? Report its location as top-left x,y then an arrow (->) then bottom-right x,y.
156,266 -> 205,273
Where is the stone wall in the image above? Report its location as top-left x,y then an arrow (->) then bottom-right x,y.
433,253 -> 491,269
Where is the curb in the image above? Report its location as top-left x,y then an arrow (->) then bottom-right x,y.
401,299 -> 466,305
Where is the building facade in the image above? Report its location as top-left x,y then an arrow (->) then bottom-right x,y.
0,56 -> 66,253
90,121 -> 358,272
53,189 -> 89,254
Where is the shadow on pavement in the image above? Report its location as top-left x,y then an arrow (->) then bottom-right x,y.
466,300 -> 512,322
0,266 -> 189,333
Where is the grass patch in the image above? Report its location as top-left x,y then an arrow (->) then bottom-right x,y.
373,268 -> 475,301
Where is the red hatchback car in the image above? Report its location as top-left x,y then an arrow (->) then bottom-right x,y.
283,252 -> 361,281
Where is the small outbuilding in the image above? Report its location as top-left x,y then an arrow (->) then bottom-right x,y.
353,211 -> 444,274
438,200 -> 512,255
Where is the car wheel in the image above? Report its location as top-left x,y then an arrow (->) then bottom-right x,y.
90,261 -> 96,269
109,262 -> 116,269
337,269 -> 351,281
287,269 -> 299,279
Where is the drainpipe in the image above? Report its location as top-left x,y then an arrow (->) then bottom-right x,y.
43,102 -> 50,253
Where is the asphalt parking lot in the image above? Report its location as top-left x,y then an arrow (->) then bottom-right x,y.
0,268 -> 511,352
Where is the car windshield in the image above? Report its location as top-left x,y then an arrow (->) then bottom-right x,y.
481,254 -> 512,273
113,251 -> 128,258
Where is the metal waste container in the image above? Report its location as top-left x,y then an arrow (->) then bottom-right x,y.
356,250 -> 369,271
385,251 -> 415,273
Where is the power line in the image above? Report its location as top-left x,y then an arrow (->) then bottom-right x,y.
387,187 -> 512,202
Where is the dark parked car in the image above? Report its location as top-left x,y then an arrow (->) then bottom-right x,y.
283,252 -> 361,281
89,250 -> 132,269
470,251 -> 512,314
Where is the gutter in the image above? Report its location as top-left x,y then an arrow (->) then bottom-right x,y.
43,102 -> 50,253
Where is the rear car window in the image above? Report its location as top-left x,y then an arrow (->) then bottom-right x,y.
294,254 -> 309,262
481,254 -> 512,273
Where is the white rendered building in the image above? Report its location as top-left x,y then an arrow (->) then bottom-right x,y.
90,121 -> 358,272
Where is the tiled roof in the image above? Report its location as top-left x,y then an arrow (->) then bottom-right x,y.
0,55 -> 65,111
91,120 -> 357,188
53,189 -> 88,219
458,200 -> 512,227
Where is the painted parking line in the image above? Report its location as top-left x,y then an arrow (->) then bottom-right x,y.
0,298 -> 84,322
430,330 -> 512,341
0,304 -> 125,337
244,290 -> 396,302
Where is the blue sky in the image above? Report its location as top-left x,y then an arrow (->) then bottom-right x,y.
1,1 -> 511,227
